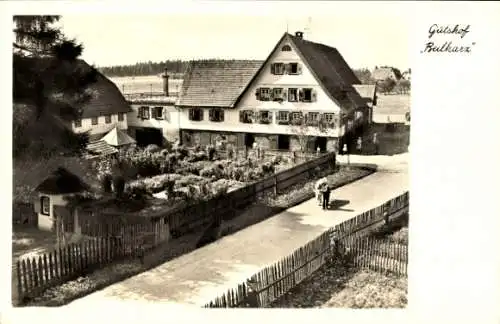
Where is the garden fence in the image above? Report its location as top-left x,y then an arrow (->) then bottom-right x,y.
204,191 -> 409,308
15,220 -> 169,304
13,202 -> 37,227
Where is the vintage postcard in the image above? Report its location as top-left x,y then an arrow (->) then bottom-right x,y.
1,1 -> 499,324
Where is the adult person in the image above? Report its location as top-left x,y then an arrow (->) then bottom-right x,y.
321,181 -> 331,210
314,177 -> 327,206
356,136 -> 363,154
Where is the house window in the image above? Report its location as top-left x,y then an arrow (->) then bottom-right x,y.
290,112 -> 303,125
288,88 -> 298,102
138,106 -> 150,119
300,88 -> 313,102
118,113 -> 124,121
276,111 -> 290,125
323,113 -> 336,127
40,196 -> 50,216
288,63 -> 299,74
271,63 -> 285,75
152,107 -> 164,120
209,108 -> 225,122
74,119 -> 82,128
306,112 -> 319,125
272,88 -> 285,101
355,111 -> 363,120
258,111 -> 272,124
105,115 -> 112,124
91,117 -> 98,125
258,88 -> 271,101
239,110 -> 254,124
189,108 -> 204,121
281,45 -> 292,51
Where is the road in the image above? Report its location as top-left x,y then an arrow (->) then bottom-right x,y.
67,153 -> 408,308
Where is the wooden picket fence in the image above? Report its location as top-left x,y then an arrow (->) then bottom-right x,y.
343,236 -> 408,277
15,220 -> 169,304
204,191 -> 409,308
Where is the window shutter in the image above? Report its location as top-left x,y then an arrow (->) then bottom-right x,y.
189,108 -> 194,120
239,111 -> 244,123
255,88 -> 261,100
34,197 -> 41,213
159,107 -> 164,119
285,63 -> 291,74
199,109 -> 204,121
282,88 -> 287,100
151,107 -> 157,119
297,64 -> 302,74
137,107 -> 142,118
311,89 -> 317,102
269,89 -> 274,101
270,63 -> 275,75
299,89 -> 305,101
209,109 -> 214,121
145,107 -> 150,119
221,110 -> 225,122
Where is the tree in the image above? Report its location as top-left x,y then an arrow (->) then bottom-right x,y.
13,15 -> 98,159
397,79 -> 411,94
353,68 -> 376,84
377,78 -> 397,94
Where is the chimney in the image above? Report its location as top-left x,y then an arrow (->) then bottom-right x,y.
295,31 -> 304,39
162,67 -> 169,97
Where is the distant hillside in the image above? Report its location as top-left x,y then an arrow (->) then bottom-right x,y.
99,60 -> 188,78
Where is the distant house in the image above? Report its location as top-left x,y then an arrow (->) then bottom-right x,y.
70,60 -> 133,142
372,67 -> 402,82
126,68 -> 181,146
176,32 -> 376,152
402,69 -> 411,81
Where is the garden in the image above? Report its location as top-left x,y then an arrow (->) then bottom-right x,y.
91,144 -> 301,213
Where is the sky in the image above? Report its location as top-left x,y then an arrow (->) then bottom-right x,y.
56,2 -> 411,71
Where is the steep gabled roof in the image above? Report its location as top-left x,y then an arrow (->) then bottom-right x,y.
176,60 -> 263,108
77,60 -> 133,118
36,167 -> 90,194
237,32 -> 368,113
85,140 -> 119,158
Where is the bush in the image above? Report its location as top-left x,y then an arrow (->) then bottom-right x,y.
100,173 -> 113,193
206,145 -> 216,161
145,144 -> 161,153
112,175 -> 125,198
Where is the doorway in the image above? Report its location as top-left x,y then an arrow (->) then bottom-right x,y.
244,133 -> 255,148
277,134 -> 290,150
135,127 -> 163,147
314,136 -> 327,153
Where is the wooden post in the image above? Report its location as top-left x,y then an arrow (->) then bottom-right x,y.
273,176 -> 278,197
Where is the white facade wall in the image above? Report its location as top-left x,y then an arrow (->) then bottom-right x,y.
179,37 -> 347,138
128,104 -> 181,141
72,113 -> 128,136
37,193 -> 68,231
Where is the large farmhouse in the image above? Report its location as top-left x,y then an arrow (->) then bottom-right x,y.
176,31 -> 376,152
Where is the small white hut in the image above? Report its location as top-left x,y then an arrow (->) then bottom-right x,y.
34,167 -> 90,231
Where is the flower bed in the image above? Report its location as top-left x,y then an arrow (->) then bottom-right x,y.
21,161 -> 372,307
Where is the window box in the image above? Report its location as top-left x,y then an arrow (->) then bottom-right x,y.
288,88 -> 298,102
188,108 -> 204,121
209,108 -> 225,122
255,88 -> 271,101
276,111 -> 290,125
258,111 -> 272,124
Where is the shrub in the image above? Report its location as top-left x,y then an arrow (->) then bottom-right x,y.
101,173 -> 113,193
186,151 -> 208,163
145,144 -> 161,153
206,145 -> 216,161
112,175 -> 125,198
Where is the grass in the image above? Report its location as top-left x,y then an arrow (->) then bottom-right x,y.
18,165 -> 374,307
269,226 -> 409,308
